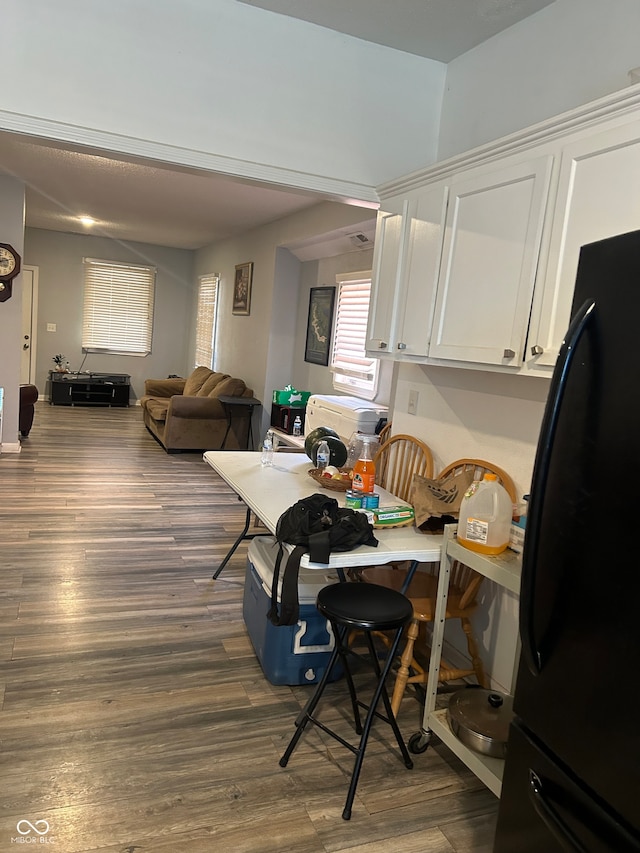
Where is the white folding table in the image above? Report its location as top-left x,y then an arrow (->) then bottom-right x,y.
202,451 -> 442,576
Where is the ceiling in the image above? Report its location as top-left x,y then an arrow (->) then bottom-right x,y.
2,0 -> 554,252
238,0 -> 554,64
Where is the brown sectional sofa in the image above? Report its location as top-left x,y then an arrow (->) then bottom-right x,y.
140,366 -> 254,452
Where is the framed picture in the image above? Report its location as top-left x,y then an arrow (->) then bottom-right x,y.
304,286 -> 335,366
232,262 -> 253,315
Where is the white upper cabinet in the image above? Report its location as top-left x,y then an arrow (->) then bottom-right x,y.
367,198 -> 406,355
369,86 -> 640,375
367,181 -> 448,358
525,117 -> 640,372
429,156 -> 553,367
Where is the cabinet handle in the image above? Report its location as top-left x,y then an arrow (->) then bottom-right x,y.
503,348 -> 516,359
378,341 -> 388,350
397,342 -> 407,350
531,344 -> 544,356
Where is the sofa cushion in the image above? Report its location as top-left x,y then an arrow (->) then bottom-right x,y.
197,371 -> 228,397
183,366 -> 215,396
145,397 -> 170,422
209,376 -> 246,398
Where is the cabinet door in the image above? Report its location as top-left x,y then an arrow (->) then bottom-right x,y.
393,182 -> 448,358
526,118 -> 640,371
430,156 -> 553,367
366,197 -> 407,355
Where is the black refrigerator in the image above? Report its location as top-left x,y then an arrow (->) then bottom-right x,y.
493,230 -> 640,853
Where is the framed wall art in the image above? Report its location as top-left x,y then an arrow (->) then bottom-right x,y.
304,286 -> 335,366
232,262 -> 253,315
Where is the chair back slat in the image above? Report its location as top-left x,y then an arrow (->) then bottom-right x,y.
374,434 -> 433,503
437,457 -> 517,504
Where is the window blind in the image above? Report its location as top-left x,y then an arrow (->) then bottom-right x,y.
331,272 -> 379,398
194,273 -> 219,369
82,258 -> 155,355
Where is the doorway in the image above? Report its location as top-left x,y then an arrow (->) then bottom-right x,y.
20,265 -> 38,385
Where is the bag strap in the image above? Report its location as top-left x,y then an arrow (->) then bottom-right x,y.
268,544 -> 306,627
307,528 -> 332,564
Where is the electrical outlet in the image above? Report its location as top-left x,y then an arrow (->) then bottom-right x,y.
408,389 -> 418,415
47,323 -> 56,332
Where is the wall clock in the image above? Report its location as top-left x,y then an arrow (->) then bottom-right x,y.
0,242 -> 21,303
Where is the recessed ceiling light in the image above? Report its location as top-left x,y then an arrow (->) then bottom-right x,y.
79,216 -> 96,227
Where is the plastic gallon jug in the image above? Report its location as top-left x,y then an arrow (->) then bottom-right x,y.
457,473 -> 512,555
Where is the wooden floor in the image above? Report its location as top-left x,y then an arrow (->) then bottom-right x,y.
0,403 -> 498,853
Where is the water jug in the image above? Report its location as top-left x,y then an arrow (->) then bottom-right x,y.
457,473 -> 512,555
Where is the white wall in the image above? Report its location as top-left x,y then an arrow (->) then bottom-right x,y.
439,0 -> 640,159
390,364 -> 550,691
4,0 -> 445,190
0,177 -> 25,450
194,201 -> 378,431
24,229 -> 195,401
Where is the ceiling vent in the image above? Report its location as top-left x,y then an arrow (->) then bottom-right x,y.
348,232 -> 372,249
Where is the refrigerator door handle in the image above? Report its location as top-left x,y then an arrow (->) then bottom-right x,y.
529,770 -> 588,853
521,298 -> 596,675
529,769 -> 640,852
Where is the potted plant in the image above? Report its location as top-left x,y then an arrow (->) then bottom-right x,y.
52,354 -> 69,373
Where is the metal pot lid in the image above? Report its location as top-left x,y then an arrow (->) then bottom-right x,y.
448,687 -> 514,744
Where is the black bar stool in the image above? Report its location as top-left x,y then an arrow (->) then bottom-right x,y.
279,581 -> 414,820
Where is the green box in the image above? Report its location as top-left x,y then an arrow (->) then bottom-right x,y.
272,388 -> 311,406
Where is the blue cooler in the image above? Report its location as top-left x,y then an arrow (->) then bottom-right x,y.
243,536 -> 341,685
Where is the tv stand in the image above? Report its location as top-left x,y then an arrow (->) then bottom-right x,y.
49,371 -> 130,407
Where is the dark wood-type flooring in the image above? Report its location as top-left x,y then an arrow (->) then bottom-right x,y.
0,403 -> 498,852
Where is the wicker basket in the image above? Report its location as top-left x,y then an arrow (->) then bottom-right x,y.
307,467 -> 353,492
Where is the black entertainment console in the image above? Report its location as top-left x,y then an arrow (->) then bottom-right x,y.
49,371 -> 130,407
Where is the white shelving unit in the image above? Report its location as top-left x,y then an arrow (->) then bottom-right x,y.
415,525 -> 522,797
270,428 -> 305,450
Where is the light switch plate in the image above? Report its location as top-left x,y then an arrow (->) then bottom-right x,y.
408,389 -> 418,415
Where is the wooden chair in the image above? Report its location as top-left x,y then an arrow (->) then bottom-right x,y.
360,458 -> 517,717
373,433 -> 434,501
377,420 -> 392,444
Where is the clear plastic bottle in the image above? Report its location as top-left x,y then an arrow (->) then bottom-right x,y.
261,430 -> 274,467
457,473 -> 512,555
352,435 -> 376,494
292,415 -> 302,437
315,439 -> 330,470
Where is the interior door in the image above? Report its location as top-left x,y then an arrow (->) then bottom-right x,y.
20,265 -> 38,384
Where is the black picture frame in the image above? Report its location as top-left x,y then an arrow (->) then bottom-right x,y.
304,286 -> 335,366
232,262 -> 253,315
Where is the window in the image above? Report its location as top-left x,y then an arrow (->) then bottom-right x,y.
82,258 -> 155,355
330,271 -> 379,400
194,273 -> 219,369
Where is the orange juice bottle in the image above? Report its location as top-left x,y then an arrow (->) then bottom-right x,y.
352,436 -> 376,494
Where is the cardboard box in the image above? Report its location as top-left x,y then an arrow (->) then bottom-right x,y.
242,537 -> 342,686
272,388 -> 311,406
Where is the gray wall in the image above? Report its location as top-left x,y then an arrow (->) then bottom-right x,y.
24,228 -> 195,401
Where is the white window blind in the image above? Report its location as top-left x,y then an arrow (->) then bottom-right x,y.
194,273 -> 219,369
330,271 -> 379,399
82,258 -> 155,355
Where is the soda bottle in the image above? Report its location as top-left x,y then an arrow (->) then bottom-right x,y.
352,436 -> 376,494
